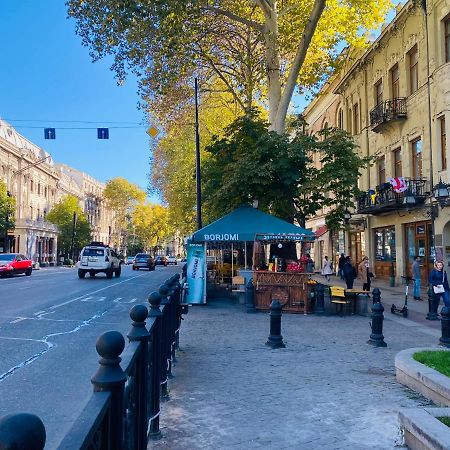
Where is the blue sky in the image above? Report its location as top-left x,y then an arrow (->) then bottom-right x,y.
1,1 -> 154,196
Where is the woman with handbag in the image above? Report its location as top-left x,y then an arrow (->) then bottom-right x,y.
358,256 -> 373,292
429,261 -> 450,307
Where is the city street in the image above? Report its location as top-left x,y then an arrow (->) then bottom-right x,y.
0,264 -> 180,449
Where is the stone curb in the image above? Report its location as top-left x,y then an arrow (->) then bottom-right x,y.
399,408 -> 450,450
395,347 -> 450,407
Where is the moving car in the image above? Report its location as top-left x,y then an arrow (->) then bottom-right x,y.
78,242 -> 121,279
126,256 -> 135,265
167,256 -> 177,265
155,255 -> 168,266
0,254 -> 32,277
132,254 -> 155,271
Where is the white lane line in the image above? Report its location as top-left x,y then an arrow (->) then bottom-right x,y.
79,297 -> 93,302
48,274 -> 147,310
34,310 -> 46,316
10,318 -> 27,324
112,297 -> 123,303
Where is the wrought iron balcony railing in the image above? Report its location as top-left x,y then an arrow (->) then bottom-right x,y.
370,98 -> 407,131
357,178 -> 429,214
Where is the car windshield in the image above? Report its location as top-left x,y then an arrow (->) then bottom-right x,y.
135,254 -> 148,259
0,255 -> 15,261
83,248 -> 105,256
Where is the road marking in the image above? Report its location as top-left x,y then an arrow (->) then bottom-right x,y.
112,297 -> 123,303
80,296 -> 106,302
124,298 -> 137,304
34,310 -> 46,315
80,297 -> 93,302
10,318 -> 26,324
48,274 -> 146,310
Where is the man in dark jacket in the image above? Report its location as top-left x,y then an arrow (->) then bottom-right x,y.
338,253 -> 346,280
343,256 -> 357,289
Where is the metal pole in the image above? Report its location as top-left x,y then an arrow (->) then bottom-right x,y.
195,77 -> 202,230
70,212 -> 77,261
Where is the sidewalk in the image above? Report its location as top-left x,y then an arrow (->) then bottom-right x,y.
150,296 -> 441,450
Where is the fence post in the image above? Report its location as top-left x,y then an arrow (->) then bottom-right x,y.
266,299 -> 286,349
91,331 -> 127,450
148,291 -> 163,438
173,279 -> 181,357
427,287 -> 439,320
0,413 -> 46,450
245,279 -> 256,313
127,305 -> 150,450
440,306 -> 450,348
159,284 -> 171,397
368,301 -> 387,347
315,283 -> 325,315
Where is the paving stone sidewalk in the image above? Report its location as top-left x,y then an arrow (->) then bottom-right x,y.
150,298 -> 441,450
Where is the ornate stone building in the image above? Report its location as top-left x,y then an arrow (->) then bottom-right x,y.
303,0 -> 450,283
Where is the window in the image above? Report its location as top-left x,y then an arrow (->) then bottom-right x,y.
412,138 -> 423,178
374,227 -> 396,261
378,156 -> 386,185
375,79 -> 383,105
30,206 -> 33,219
440,116 -> 447,171
352,103 -> 359,135
337,109 -> 344,129
408,45 -> 418,94
38,183 -> 41,195
393,148 -> 402,177
445,17 -> 450,63
30,180 -> 33,192
390,64 -> 400,98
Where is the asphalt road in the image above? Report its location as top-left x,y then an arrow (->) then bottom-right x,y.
0,264 -> 180,449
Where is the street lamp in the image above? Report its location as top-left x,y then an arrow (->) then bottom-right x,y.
343,208 -> 352,225
433,179 -> 450,208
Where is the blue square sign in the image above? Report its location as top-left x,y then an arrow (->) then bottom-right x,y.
44,128 -> 56,139
97,128 -> 109,139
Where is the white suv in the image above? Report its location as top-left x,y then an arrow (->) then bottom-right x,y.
78,242 -> 121,279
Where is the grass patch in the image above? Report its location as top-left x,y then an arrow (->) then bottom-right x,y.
413,351 -> 450,377
438,417 -> 450,427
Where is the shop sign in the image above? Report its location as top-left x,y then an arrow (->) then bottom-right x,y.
204,233 -> 239,241
417,225 -> 425,235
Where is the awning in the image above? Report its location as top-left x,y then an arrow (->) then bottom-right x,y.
191,206 -> 315,243
315,225 -> 328,238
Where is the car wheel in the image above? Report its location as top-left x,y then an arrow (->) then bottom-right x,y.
78,270 -> 86,279
132,266 -> 136,271
106,266 -> 114,279
115,265 -> 121,277
25,268 -> 32,276
89,271 -> 95,277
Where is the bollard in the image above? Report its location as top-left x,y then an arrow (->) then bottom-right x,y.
426,287 -> 439,321
91,331 -> 127,450
368,301 -> 387,347
127,305 -> 150,450
315,283 -> 325,315
148,292 -> 162,438
440,306 -> 450,347
372,288 -> 381,304
265,299 -> 285,348
245,279 -> 256,313
0,413 -> 46,450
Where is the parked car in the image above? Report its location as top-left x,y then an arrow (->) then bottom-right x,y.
167,256 -> 177,265
125,256 -> 135,265
78,242 -> 121,279
132,253 -> 155,271
0,254 -> 32,277
155,255 -> 168,266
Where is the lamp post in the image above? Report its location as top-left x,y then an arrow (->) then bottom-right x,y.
194,77 -> 202,230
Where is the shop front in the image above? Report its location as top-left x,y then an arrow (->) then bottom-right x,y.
374,226 -> 396,280
404,220 -> 433,284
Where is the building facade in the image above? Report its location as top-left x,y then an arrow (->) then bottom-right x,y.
303,0 -> 450,283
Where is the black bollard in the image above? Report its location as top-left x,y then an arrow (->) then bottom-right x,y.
0,413 -> 46,450
440,306 -> 450,347
245,279 -> 256,313
91,331 -> 127,450
426,287 -> 439,320
266,299 -> 285,348
372,288 -> 381,304
368,301 -> 387,347
315,283 -> 325,315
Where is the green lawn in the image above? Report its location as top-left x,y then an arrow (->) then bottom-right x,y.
438,417 -> 450,427
413,351 -> 450,377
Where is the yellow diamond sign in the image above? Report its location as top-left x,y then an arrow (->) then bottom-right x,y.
147,126 -> 159,138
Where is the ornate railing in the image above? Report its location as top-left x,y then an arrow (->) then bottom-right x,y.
0,274 -> 187,450
370,98 -> 407,130
357,178 -> 429,214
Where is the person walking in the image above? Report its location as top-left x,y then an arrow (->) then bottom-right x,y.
429,261 -> 450,308
306,254 -> 315,274
321,256 -> 333,281
343,256 -> 356,289
338,253 -> 345,280
411,256 -> 422,300
358,256 -> 372,292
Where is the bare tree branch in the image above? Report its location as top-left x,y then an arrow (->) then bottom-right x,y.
202,6 -> 265,33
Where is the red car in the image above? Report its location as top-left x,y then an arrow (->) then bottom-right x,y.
0,253 -> 33,277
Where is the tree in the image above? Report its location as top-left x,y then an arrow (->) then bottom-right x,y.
46,195 -> 91,256
202,110 -> 371,227
132,203 -> 171,252
67,0 -> 390,132
103,177 -> 146,248
0,181 -> 15,249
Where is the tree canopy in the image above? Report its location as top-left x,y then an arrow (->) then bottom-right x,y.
46,195 -> 91,255
0,181 -> 15,240
67,0 -> 391,132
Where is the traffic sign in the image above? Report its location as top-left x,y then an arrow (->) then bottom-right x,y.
147,126 -> 159,138
44,128 -> 56,139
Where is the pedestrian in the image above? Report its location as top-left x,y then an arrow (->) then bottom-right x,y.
306,254 -> 315,274
429,261 -> 450,308
343,256 -> 356,289
358,256 -> 372,292
338,253 -> 345,280
411,255 -> 422,300
321,256 -> 333,281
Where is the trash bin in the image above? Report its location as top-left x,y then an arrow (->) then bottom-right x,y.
355,292 -> 371,316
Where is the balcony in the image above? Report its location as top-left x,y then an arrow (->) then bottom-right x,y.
15,218 -> 58,233
357,178 -> 429,215
370,98 -> 407,132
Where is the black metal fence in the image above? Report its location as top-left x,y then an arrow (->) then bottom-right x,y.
0,273 -> 187,450
369,97 -> 407,128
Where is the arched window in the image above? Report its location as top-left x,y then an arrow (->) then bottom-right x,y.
337,108 -> 344,129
